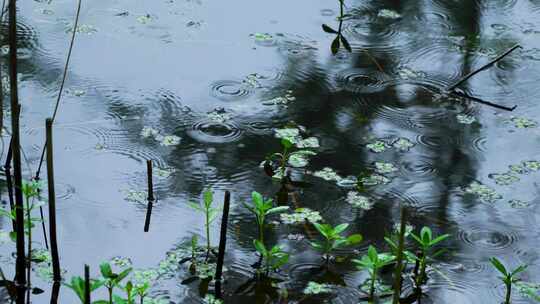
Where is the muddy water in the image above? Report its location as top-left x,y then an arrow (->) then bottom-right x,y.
1,0 -> 540,303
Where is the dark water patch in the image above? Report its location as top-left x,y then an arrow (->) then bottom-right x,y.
187,119 -> 243,144
457,227 -> 520,254
335,68 -> 390,94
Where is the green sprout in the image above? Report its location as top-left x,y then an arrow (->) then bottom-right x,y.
490,257 -> 528,304
189,189 -> 221,259
353,245 -> 395,300
99,262 -> 133,304
253,240 -> 290,276
64,275 -> 104,303
243,191 -> 289,243
310,222 -> 362,264
410,227 -> 449,286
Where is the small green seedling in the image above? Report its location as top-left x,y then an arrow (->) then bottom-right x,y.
253,240 -> 290,276
64,275 -> 104,303
410,227 -> 449,285
243,191 -> 289,242
490,257 -> 528,304
189,189 -> 221,259
99,262 -> 132,304
310,223 -> 363,264
268,138 -> 294,178
353,245 -> 395,300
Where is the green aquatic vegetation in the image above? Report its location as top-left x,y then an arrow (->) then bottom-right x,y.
123,189 -> 147,204
303,281 -> 333,295
189,189 -> 221,258
207,108 -> 232,123
358,173 -> 390,187
244,191 -> 289,242
374,162 -> 398,174
132,269 -> 158,303
392,137 -> 415,152
243,73 -> 265,88
159,135 -> 181,146
377,9 -> 401,19
274,127 -> 301,144
288,150 -> 317,168
296,137 -> 320,148
346,191 -> 373,210
508,199 -> 531,208
100,261 -> 133,304
313,167 -> 343,182
490,257 -> 528,304
456,114 -> 477,124
203,294 -> 224,304
141,127 -> 159,138
136,14 -> 153,24
262,93 -> 296,106
111,256 -> 132,268
489,172 -> 520,186
65,274 -> 105,303
464,181 -> 502,203
253,240 -> 289,275
353,246 -> 395,300
523,160 -> 540,171
67,24 -> 97,34
280,208 -> 322,224
509,116 -> 537,129
310,222 -> 363,264
515,281 -> 540,301
410,227 -> 450,286
251,32 -> 274,42
367,140 -> 389,153
153,167 -> 174,178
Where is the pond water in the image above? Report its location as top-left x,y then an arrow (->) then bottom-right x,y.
1,0 -> 540,303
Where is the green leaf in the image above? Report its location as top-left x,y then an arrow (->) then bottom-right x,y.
368,246 -> 378,262
322,24 -> 338,34
420,227 -> 432,244
100,262 -> 114,278
340,35 -> 352,52
313,223 -> 330,238
203,189 -> 213,208
346,234 -> 363,245
410,232 -> 423,246
331,36 -> 340,55
281,139 -> 293,149
266,206 -> 289,215
253,240 -> 267,256
429,234 -> 450,246
310,242 -> 323,250
511,264 -> 528,276
490,257 -> 508,276
114,267 -> 132,284
333,223 -> 349,235
188,202 -> 202,211
251,191 -> 264,209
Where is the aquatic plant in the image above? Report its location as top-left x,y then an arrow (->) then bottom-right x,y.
303,281 -> 333,295
280,208 -> 322,224
465,181 -> 502,203
310,223 -> 363,264
346,191 -> 373,210
490,257 -> 528,304
99,262 -> 133,304
243,191 -> 289,242
253,240 -> 289,276
353,245 -> 395,300
65,274 -> 104,303
189,189 -> 221,258
410,227 -> 450,286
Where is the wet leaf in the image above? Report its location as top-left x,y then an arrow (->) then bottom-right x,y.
331,36 -> 340,55
322,24 -> 338,34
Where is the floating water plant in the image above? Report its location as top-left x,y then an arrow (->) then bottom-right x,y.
207,108 -> 232,123
374,162 -> 398,174
310,222 -> 363,264
464,181 -> 502,203
251,32 -> 274,42
489,172 -> 520,186
508,199 -> 531,208
123,189 -> 147,204
303,281 -> 333,295
358,173 -> 390,187
140,127 -> 181,146
392,137 -> 415,152
313,167 -> 343,182
243,191 -> 289,242
203,294 -> 224,304
159,135 -> 181,146
353,245 -> 395,300
366,140 -> 389,153
410,227 -> 449,286
262,93 -> 296,106
509,116 -> 537,129
490,257 -> 528,304
288,150 -> 317,168
377,9 -> 402,19
457,114 -> 477,124
136,14 -> 153,24
346,191 -> 373,210
515,281 -> 540,301
141,127 -> 159,138
189,189 -> 221,259
253,240 -> 289,276
280,208 -> 322,224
